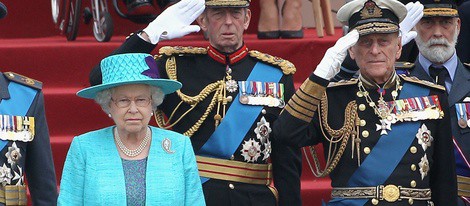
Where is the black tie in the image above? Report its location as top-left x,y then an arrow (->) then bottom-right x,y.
429,65 -> 449,88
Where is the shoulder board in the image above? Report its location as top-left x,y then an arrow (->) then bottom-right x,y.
4,72 -> 42,90
327,78 -> 358,88
464,62 -> 470,67
395,61 -> 414,69
158,46 -> 207,56
248,50 -> 296,75
399,74 -> 445,91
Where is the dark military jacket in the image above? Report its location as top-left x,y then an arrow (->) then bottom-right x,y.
411,59 -> 470,203
274,73 -> 457,206
0,72 -> 57,205
89,34 -> 302,206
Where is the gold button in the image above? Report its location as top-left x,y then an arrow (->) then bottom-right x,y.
359,104 -> 366,111
356,91 -> 363,97
230,155 -> 235,160
371,198 -> 379,205
410,146 -> 417,154
360,120 -> 366,127
261,109 -> 266,114
408,198 -> 414,205
364,147 -> 371,154
226,96 -> 233,102
229,183 -> 235,189
410,180 -> 416,188
411,164 -> 416,171
362,130 -> 369,138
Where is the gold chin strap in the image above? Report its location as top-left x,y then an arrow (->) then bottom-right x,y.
154,56 -> 229,137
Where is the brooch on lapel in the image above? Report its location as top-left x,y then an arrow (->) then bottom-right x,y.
162,138 -> 175,154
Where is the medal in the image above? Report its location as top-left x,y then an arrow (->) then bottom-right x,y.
419,154 -> 429,180
456,103 -> 468,129
225,66 -> 238,93
466,103 -> 470,128
240,138 -> 261,163
416,124 -> 433,151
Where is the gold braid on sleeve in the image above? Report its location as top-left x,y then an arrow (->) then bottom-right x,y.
303,93 -> 360,177
154,56 -> 226,137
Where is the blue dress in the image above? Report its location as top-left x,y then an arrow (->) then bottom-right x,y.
58,126 -> 205,206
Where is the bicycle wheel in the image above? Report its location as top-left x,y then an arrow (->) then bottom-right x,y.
65,0 -> 82,41
93,12 -> 113,42
51,0 -> 63,25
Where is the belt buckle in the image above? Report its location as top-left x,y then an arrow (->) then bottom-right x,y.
381,185 -> 400,202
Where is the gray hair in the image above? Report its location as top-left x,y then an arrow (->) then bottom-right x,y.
94,85 -> 164,114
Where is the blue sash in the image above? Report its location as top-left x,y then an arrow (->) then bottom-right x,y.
198,62 -> 283,183
0,82 -> 38,150
329,82 -> 430,206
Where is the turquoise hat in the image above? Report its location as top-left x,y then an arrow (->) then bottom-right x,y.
77,53 -> 182,99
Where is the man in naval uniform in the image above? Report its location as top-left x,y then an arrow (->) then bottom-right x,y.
406,0 -> 470,204
274,0 -> 457,205
0,5 -> 57,206
89,0 -> 302,205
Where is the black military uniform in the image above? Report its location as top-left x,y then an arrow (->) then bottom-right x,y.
273,0 -> 457,205
0,72 -> 57,205
89,31 -> 302,206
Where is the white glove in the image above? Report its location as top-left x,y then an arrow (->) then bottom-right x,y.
143,0 -> 205,44
399,2 -> 424,46
313,30 -> 359,80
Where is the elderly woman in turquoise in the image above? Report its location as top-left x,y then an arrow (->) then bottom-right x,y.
58,53 -> 205,206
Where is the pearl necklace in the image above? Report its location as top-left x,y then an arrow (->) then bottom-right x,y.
114,127 -> 151,157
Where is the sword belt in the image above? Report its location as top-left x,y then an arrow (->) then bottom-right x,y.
196,155 -> 272,185
458,175 -> 470,197
332,185 -> 431,203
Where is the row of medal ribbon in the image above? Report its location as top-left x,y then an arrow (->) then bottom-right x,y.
456,103 -> 470,129
238,81 -> 285,108
386,95 -> 443,123
0,115 -> 35,142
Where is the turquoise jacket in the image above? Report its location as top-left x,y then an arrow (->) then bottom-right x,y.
58,126 -> 205,206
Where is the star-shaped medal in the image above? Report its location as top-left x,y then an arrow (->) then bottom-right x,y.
376,119 -> 392,135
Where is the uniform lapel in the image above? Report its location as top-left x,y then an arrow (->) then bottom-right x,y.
411,60 -> 434,82
448,61 -> 470,106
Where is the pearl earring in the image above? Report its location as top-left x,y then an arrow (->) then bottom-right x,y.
151,112 -> 154,116
108,113 -> 112,118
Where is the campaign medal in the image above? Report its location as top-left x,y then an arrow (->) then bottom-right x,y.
419,154 -> 429,180
456,103 -> 468,129
416,124 -> 433,151
240,138 -> 261,163
239,81 -> 249,104
0,115 -> 34,142
466,103 -> 470,128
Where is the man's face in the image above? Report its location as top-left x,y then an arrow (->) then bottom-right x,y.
415,17 -> 460,64
198,7 -> 251,53
349,33 -> 402,84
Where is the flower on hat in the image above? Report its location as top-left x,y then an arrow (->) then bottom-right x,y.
141,56 -> 161,79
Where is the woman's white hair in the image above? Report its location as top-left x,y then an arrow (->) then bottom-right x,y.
94,85 -> 164,114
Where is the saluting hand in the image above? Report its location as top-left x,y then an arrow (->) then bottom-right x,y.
143,0 -> 206,44
313,29 -> 359,80
399,1 -> 424,46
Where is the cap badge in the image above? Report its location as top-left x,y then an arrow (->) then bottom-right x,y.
360,0 -> 383,19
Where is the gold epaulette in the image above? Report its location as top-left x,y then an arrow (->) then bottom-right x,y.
399,74 -> 445,91
4,72 -> 42,90
248,50 -> 296,75
327,78 -> 358,88
158,46 -> 207,56
395,61 -> 414,69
